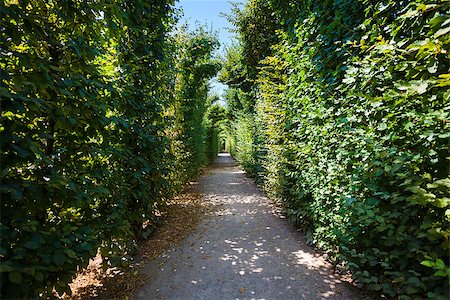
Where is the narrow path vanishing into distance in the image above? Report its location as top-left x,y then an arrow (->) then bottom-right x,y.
136,153 -> 365,300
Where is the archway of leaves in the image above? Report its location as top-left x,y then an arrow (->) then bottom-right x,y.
220,0 -> 449,299
1,1 -> 223,298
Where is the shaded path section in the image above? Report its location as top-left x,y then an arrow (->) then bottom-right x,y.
136,154 -> 363,299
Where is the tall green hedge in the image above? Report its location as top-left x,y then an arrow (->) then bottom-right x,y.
205,103 -> 228,160
0,1 -> 220,298
169,26 -> 221,184
222,0 -> 449,298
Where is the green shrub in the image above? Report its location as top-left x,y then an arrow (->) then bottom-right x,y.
205,104 -> 229,160
223,0 -> 450,298
0,1 -> 219,298
169,26 -> 221,181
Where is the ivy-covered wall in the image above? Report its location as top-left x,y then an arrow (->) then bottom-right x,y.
222,0 -> 449,298
0,1 -> 220,298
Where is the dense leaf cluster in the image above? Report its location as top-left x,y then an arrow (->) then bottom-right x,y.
167,26 -> 222,188
205,99 -> 229,160
222,0 -> 449,298
0,1 -> 219,298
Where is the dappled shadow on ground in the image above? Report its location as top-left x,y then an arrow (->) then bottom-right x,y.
136,153 -> 364,300
212,152 -> 239,167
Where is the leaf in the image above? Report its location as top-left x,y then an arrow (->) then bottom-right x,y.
22,267 -> 35,276
434,26 -> 450,38
65,249 -> 77,258
377,123 -> 388,131
406,287 -> 420,294
406,186 -> 427,194
35,272 -> 44,282
433,198 -> 449,208
396,80 -> 430,95
52,252 -> 66,266
392,277 -> 405,283
420,260 -> 435,267
416,81 -> 429,95
427,58 -> 438,74
4,0 -> 19,6
433,270 -> 447,277
11,144 -> 28,158
0,264 -> 13,272
11,189 -> 23,201
435,179 -> 450,188
80,243 -> 93,252
435,259 -> 445,269
9,271 -> 22,283
24,240 -> 40,250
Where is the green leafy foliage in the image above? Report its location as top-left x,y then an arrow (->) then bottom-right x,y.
205,102 -> 228,160
223,0 -> 450,298
0,1 -> 220,298
167,25 -> 221,187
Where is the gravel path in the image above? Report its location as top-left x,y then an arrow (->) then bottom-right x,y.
136,153 -> 363,300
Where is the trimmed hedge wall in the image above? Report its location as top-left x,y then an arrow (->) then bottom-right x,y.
0,1 -> 220,298
222,0 -> 449,298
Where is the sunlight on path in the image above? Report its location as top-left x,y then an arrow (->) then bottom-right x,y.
136,154 -> 363,299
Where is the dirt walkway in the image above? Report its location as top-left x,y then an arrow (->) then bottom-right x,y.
135,154 -> 363,299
